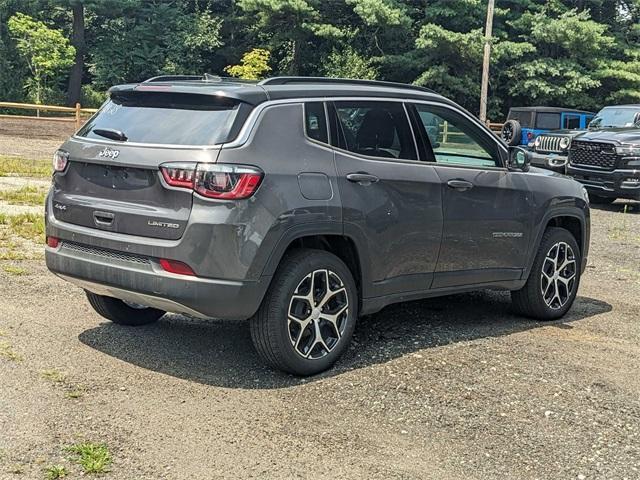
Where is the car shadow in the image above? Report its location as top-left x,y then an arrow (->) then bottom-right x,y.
78,291 -> 612,390
590,200 -> 639,214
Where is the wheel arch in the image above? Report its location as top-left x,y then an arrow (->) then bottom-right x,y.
524,208 -> 588,280
262,225 -> 371,308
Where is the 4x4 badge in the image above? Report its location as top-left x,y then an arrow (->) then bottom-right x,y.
98,147 -> 120,159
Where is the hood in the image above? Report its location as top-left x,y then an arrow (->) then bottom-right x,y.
576,128 -> 640,145
539,129 -> 587,138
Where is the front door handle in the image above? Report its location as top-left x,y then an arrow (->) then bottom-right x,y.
447,179 -> 474,191
346,173 -> 379,185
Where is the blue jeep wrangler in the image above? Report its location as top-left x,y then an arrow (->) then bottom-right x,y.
501,107 -> 594,147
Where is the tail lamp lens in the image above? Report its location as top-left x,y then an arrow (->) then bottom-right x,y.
194,164 -> 263,199
159,258 -> 195,276
160,163 -> 196,188
46,236 -> 60,248
159,163 -> 263,200
53,150 -> 69,172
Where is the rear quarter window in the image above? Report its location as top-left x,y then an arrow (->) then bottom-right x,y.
78,92 -> 247,145
535,112 -> 561,130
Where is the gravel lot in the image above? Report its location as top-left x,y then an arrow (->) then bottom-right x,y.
0,120 -> 639,479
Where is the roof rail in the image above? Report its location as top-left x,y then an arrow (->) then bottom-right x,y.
143,74 -> 259,84
143,75 -> 204,83
259,76 -> 435,94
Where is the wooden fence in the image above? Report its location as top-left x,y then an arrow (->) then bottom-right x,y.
0,102 -> 98,129
0,100 -> 505,138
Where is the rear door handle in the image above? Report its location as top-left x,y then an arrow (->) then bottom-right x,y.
346,173 -> 379,185
447,179 -> 474,191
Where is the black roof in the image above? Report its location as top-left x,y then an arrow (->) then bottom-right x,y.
508,106 -> 594,115
109,75 -> 447,106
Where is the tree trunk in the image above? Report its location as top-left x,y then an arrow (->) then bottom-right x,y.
67,2 -> 85,106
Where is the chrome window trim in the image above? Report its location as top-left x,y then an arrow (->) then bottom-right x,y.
70,96 -> 508,160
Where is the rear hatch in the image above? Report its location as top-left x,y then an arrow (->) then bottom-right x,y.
52,90 -> 250,240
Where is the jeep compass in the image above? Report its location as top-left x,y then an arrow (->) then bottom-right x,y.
45,75 -> 591,375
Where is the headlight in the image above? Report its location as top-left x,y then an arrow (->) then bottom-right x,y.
559,137 -> 571,150
534,136 -> 542,148
615,144 -> 640,156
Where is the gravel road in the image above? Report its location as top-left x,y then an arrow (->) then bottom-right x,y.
1,201 -> 638,479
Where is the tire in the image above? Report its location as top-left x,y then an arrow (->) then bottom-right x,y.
250,249 -> 358,376
589,195 -> 616,205
501,120 -> 522,146
85,291 -> 165,326
511,227 -> 581,321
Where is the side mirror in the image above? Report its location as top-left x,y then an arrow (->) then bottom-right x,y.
507,146 -> 531,172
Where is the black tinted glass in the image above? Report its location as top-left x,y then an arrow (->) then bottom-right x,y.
333,101 -> 417,161
304,102 -> 328,144
78,92 -> 240,145
535,112 -> 561,129
508,110 -> 532,128
563,115 -> 580,129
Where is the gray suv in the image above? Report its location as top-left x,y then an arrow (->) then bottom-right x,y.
45,76 -> 590,375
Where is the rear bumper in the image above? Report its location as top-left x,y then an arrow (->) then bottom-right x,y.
567,165 -> 640,199
45,240 -> 270,321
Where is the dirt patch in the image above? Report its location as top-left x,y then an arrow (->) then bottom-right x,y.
0,199 -> 638,478
0,117 -> 75,160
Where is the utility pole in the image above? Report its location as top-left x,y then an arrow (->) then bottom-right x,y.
479,0 -> 495,123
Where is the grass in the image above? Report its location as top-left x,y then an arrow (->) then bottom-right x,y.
44,465 -> 68,479
0,212 -> 45,243
2,265 -> 27,275
65,442 -> 111,474
65,389 -> 84,399
41,369 -> 67,383
0,341 -> 22,362
0,185 -> 47,206
0,156 -> 51,178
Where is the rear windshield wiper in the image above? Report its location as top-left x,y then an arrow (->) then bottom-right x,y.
92,128 -> 128,142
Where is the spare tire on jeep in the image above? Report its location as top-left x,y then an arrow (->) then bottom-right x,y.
501,119 -> 522,146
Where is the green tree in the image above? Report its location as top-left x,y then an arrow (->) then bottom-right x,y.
225,48 -> 272,79
7,12 -> 75,104
323,46 -> 377,79
238,0 -> 343,75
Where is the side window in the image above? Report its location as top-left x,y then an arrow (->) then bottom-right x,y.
563,115 -> 580,129
304,102 -> 328,144
333,101 -> 417,161
413,104 -> 500,168
535,112 -> 561,129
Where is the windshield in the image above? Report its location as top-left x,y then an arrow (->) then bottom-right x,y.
78,92 -> 241,145
589,107 -> 640,130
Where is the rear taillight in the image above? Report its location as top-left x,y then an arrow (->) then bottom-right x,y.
46,236 -> 60,248
160,163 -> 196,188
53,150 -> 69,172
159,163 -> 263,200
194,164 -> 263,199
159,258 -> 195,276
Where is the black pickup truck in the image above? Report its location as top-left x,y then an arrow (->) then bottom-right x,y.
529,105 -> 640,203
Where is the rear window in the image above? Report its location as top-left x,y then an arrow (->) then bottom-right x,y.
535,112 -> 561,129
78,92 -> 243,145
508,110 -> 532,128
